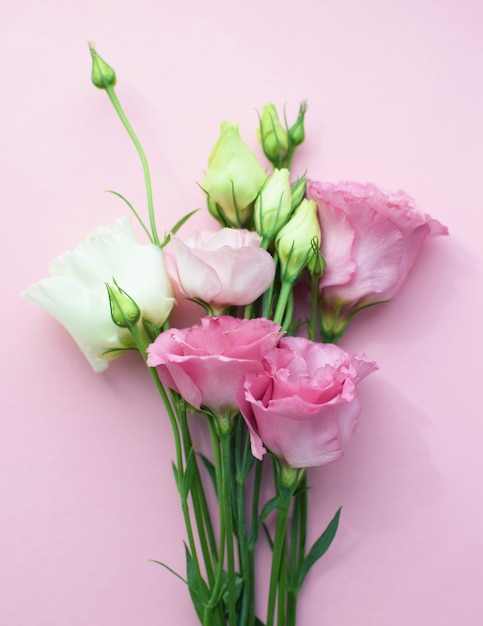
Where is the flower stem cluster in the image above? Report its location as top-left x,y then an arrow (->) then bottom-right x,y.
24,47 -> 448,626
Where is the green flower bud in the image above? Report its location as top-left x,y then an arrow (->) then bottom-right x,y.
275,199 -> 321,282
88,42 -> 116,90
106,281 -> 140,329
203,122 -> 267,227
288,101 -> 307,147
306,236 -> 325,277
257,103 -> 289,167
254,168 -> 292,240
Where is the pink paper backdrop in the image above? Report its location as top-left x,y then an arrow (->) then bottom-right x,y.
3,0 -> 482,624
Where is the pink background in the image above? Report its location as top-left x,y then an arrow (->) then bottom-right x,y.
3,0 -> 483,624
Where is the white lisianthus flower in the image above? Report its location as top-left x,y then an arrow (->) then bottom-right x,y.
23,218 -> 175,372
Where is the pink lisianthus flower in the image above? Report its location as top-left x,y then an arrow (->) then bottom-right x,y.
146,316 -> 282,415
164,229 -> 276,314
307,181 -> 448,340
237,337 -> 377,468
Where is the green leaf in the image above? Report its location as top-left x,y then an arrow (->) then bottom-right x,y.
172,462 -> 180,492
255,618 -> 266,626
221,571 -> 243,605
262,522 -> 274,551
161,209 -> 200,246
296,507 -> 341,589
199,454 -> 218,498
249,496 -> 279,549
185,545 -> 208,621
182,446 -> 196,500
105,189 -> 153,243
149,559 -> 187,585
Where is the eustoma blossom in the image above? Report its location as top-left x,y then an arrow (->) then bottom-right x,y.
146,316 -> 282,415
23,218 -> 174,372
238,336 -> 378,468
164,228 -> 275,314
307,181 -> 448,339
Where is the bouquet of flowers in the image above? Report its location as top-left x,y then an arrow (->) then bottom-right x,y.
23,45 -> 448,626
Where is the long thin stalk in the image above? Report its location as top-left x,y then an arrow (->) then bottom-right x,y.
220,426 -> 237,626
129,326 -> 204,594
104,85 -> 161,247
266,488 -> 291,626
177,401 -> 216,586
204,418 -> 227,626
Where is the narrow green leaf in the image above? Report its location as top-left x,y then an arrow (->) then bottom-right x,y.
182,446 -> 196,500
161,209 -> 200,246
172,462 -> 180,492
249,496 -> 279,549
262,522 -> 274,551
255,618 -> 266,626
185,545 -> 208,621
199,453 -> 218,497
296,507 -> 341,589
105,189 -> 153,242
149,559 -> 187,585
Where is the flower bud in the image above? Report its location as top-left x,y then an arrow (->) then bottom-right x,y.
203,122 -> 267,228
88,42 -> 117,90
306,237 -> 325,277
257,103 -> 289,167
275,199 -> 321,282
106,281 -> 140,328
254,169 -> 292,240
288,101 -> 307,147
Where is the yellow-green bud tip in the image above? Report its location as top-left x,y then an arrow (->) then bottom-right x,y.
88,42 -> 116,90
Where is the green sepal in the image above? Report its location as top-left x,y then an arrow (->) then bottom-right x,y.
296,506 -> 341,589
143,318 -> 161,342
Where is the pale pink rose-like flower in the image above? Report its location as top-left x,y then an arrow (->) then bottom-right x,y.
165,228 -> 276,313
146,316 -> 282,414
237,336 -> 377,468
307,181 -> 448,338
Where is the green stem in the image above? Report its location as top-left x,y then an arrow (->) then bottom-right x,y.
128,326 -> 205,598
266,487 -> 291,626
273,280 -> 294,326
104,85 -> 161,247
262,251 -> 279,319
266,465 -> 299,626
204,418 -> 227,626
277,537 -> 287,626
281,288 -> 294,332
219,419 -> 237,626
308,274 -> 319,341
236,423 -> 256,626
176,400 -> 216,586
286,474 -> 307,626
